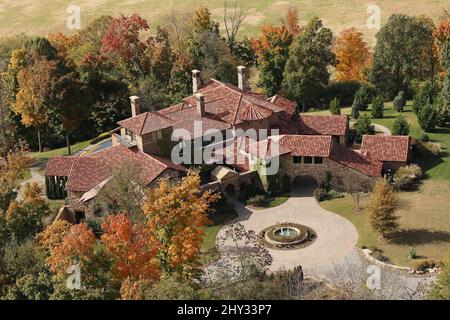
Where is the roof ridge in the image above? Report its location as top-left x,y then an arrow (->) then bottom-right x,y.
232,93 -> 244,125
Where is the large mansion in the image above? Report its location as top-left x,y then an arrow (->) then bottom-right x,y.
45,66 -> 411,218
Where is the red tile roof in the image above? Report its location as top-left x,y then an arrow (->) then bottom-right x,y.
269,94 -> 297,116
248,135 -> 332,158
117,112 -> 176,135
181,79 -> 284,124
330,143 -> 383,177
45,145 -> 186,192
360,136 -> 411,162
298,115 -> 349,136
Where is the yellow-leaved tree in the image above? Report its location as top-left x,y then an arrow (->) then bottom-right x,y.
143,171 -> 218,277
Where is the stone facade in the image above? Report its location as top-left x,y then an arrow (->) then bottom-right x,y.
278,155 -> 375,191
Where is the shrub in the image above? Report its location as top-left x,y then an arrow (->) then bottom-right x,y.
417,141 -> 443,157
412,259 -> 444,272
327,190 -> 345,200
392,114 -> 410,136
395,164 -> 423,180
408,247 -> 418,260
393,91 -> 406,112
247,195 -> 267,207
319,171 -> 332,193
394,164 -> 423,190
371,96 -> 384,118
313,188 -> 328,202
329,98 -> 341,115
354,114 -> 374,140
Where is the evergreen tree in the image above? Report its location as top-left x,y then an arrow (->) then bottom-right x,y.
329,97 -> 341,115
371,96 -> 384,119
417,102 -> 439,132
368,178 -> 399,239
393,91 -> 406,112
354,114 -> 374,140
392,115 -> 410,136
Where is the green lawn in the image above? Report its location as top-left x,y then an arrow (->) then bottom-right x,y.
251,195 -> 290,210
320,180 -> 450,267
28,140 -> 90,162
309,101 -> 450,266
303,101 -> 450,181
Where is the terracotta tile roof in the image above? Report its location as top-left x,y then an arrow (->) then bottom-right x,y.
298,115 -> 349,136
214,136 -> 256,172
269,94 -> 297,116
360,135 -> 411,162
248,135 -> 332,158
45,145 -> 186,192
159,106 -> 231,140
45,157 -> 75,176
330,143 -> 383,177
117,112 -> 176,135
181,79 -> 284,124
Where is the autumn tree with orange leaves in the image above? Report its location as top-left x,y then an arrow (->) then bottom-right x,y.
433,19 -> 450,70
334,27 -> 372,82
143,171 -> 218,277
283,7 -> 300,37
251,25 -> 292,96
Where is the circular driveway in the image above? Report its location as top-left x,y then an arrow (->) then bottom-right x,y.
217,191 -> 360,278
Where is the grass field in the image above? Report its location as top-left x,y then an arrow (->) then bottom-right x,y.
309,101 -> 450,266
28,140 -> 90,162
1,1 -> 449,46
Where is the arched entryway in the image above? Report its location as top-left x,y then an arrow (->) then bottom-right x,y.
292,175 -> 318,196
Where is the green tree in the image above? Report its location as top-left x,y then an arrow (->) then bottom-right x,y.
368,178 -> 399,239
417,102 -> 439,132
329,97 -> 341,115
351,84 -> 371,118
282,17 -> 336,111
392,115 -> 410,136
354,114 -> 374,140
251,25 -> 292,96
393,91 -> 406,112
427,257 -> 450,300
412,80 -> 440,114
370,96 -> 384,119
371,14 -> 437,98
438,73 -> 450,125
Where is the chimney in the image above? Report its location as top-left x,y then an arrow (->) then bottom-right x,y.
130,96 -> 141,117
237,65 -> 247,91
195,93 -> 205,117
192,69 -> 201,94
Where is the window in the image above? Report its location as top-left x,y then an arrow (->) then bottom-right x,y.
125,129 -> 136,142
304,156 -> 313,164
293,156 -> 302,164
314,157 -> 323,164
157,130 -> 162,139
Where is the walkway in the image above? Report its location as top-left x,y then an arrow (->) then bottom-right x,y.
17,165 -> 45,201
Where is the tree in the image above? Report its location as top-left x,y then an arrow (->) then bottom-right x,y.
368,178 -> 399,239
351,84 -> 371,115
439,73 -> 450,124
393,91 -> 406,112
223,1 -> 247,53
13,55 -> 57,152
371,96 -> 384,119
371,14 -> 438,98
412,80 -> 440,114
334,27 -> 371,82
101,14 -> 150,86
192,7 -> 219,34
433,19 -> 450,70
329,97 -> 341,115
427,256 -> 450,300
354,114 -> 374,140
283,7 -> 300,37
101,213 -> 160,282
341,176 -> 372,212
0,75 -> 16,160
283,17 -> 336,111
4,183 -> 50,242
51,71 -> 91,154
417,102 -> 439,132
392,115 -> 410,136
143,171 -> 218,277
251,25 -> 292,96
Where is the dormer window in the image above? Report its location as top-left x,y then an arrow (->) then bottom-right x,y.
125,129 -> 136,142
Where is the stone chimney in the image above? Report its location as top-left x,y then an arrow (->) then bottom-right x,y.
130,96 -> 141,117
192,69 -> 201,94
195,93 -> 205,117
237,65 -> 247,91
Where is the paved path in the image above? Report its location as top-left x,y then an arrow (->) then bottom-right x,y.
373,123 -> 391,136
17,165 -> 45,201
211,189 -> 435,298
217,190 -> 360,278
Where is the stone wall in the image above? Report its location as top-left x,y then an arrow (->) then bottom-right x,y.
279,155 -> 375,191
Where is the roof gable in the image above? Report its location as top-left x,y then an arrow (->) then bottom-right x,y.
360,136 -> 411,162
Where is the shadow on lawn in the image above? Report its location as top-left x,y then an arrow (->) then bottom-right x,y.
390,228 -> 450,245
